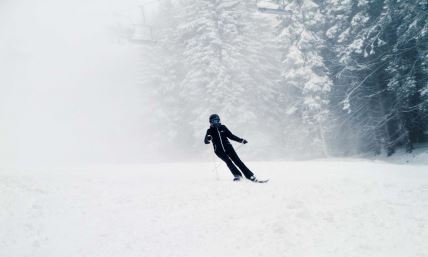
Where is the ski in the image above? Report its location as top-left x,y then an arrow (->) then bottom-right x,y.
254,179 -> 269,183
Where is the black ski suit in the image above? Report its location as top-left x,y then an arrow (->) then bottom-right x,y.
204,124 -> 254,179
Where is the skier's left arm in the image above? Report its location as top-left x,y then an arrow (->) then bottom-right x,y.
223,126 -> 247,144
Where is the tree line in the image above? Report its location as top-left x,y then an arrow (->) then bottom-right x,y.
139,0 -> 428,159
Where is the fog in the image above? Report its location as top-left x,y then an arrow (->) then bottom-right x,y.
0,0 -> 157,167
3,0 -> 425,167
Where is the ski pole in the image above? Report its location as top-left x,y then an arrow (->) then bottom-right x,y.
212,154 -> 219,181
234,143 -> 245,152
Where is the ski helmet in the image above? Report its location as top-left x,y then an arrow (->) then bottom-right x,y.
209,114 -> 220,124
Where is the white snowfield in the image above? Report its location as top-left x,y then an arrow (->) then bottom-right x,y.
1,160 -> 427,257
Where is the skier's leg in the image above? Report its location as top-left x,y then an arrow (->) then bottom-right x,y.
226,148 -> 254,179
215,151 -> 243,178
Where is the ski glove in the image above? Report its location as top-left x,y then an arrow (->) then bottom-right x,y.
242,139 -> 248,144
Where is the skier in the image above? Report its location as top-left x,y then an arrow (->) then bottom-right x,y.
204,114 -> 259,182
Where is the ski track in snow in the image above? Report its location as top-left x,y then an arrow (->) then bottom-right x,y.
1,161 -> 427,257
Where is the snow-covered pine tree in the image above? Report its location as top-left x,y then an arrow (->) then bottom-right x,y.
323,0 -> 428,155
325,0 -> 396,155
321,0 -> 358,155
176,0 -> 280,157
384,0 -> 428,152
276,0 -> 332,157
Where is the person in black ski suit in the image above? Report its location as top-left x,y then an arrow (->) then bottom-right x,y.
204,114 -> 257,181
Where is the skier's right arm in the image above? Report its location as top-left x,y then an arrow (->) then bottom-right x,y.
204,130 -> 212,144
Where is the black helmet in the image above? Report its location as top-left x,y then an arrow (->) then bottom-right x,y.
209,114 -> 220,125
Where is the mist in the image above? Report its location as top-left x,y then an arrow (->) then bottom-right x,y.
2,0 -> 427,168
0,0 -> 155,167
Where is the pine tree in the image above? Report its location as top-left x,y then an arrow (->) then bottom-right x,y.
276,0 -> 332,157
140,0 -> 280,158
384,0 -> 428,152
322,0 -> 428,155
176,0 -> 280,156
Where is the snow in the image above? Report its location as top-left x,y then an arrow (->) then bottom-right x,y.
1,1 -> 428,256
1,160 -> 427,257
368,143 -> 428,165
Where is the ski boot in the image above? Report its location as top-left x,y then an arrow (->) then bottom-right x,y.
249,176 -> 258,182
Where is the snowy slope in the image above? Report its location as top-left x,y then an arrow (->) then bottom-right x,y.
373,143 -> 428,165
1,160 -> 427,257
